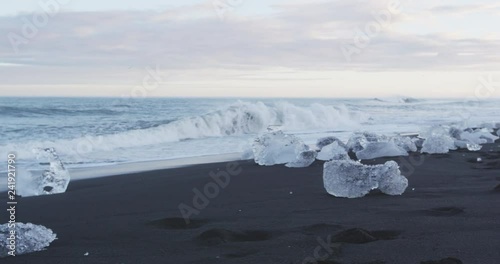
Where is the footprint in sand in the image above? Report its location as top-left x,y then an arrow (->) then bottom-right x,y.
332,228 -> 401,244
423,207 -> 465,217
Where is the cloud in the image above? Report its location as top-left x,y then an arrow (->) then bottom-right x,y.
429,3 -> 500,15
0,0 -> 499,87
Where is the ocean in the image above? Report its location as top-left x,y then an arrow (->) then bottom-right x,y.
1,97 -> 499,170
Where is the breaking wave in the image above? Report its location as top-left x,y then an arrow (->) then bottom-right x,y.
1,101 -> 367,160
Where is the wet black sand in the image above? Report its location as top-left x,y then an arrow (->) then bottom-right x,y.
1,142 -> 500,264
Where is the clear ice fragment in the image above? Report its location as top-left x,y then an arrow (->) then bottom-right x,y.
252,131 -> 308,166
0,223 -> 57,257
18,148 -> 71,197
317,142 -> 349,161
323,159 -> 408,198
286,150 -> 317,168
316,136 -> 347,150
420,127 -> 457,154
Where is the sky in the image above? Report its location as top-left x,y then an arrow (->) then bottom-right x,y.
0,0 -> 500,98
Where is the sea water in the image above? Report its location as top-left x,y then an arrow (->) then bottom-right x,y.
1,97 -> 499,170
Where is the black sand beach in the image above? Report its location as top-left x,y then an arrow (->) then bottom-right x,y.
2,143 -> 500,264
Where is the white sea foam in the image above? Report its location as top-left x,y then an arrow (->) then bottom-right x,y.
0,101 -> 365,162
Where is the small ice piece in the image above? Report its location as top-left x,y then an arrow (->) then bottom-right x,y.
316,136 -> 347,150
391,136 -> 417,152
84,252 -> 89,256
0,223 -> 57,257
477,157 -> 482,162
285,150 -> 317,168
323,159 -> 408,198
355,142 -> 408,160
18,148 -> 71,197
497,130 -> 500,137
346,132 -> 411,159
420,127 -> 457,154
317,142 -> 349,161
466,143 -> 482,151
252,131 -> 308,166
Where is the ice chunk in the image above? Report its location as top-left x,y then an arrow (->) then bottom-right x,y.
346,132 -> 388,152
355,141 -> 408,160
346,132 -> 390,152
0,223 -> 57,257
286,150 -> 317,168
460,129 -> 499,144
497,130 -> 500,137
346,133 -> 364,152
316,136 -> 347,150
420,127 -> 457,154
317,142 -> 349,161
392,136 -> 418,152
376,161 -> 410,196
323,160 -> 378,198
346,132 -> 411,159
18,148 -> 71,197
453,140 -> 482,151
252,131 -> 308,166
323,159 -> 408,198
466,143 -> 482,151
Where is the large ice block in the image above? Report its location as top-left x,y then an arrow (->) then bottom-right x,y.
317,141 -> 349,161
0,223 -> 57,257
420,127 -> 457,154
17,148 -> 71,197
252,131 -> 308,166
323,159 -> 408,198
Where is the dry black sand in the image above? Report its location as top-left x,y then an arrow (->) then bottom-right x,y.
1,143 -> 500,264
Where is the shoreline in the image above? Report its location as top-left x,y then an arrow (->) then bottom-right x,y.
0,152 -> 243,193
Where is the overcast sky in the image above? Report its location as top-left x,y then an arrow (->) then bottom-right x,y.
1,0 -> 499,98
